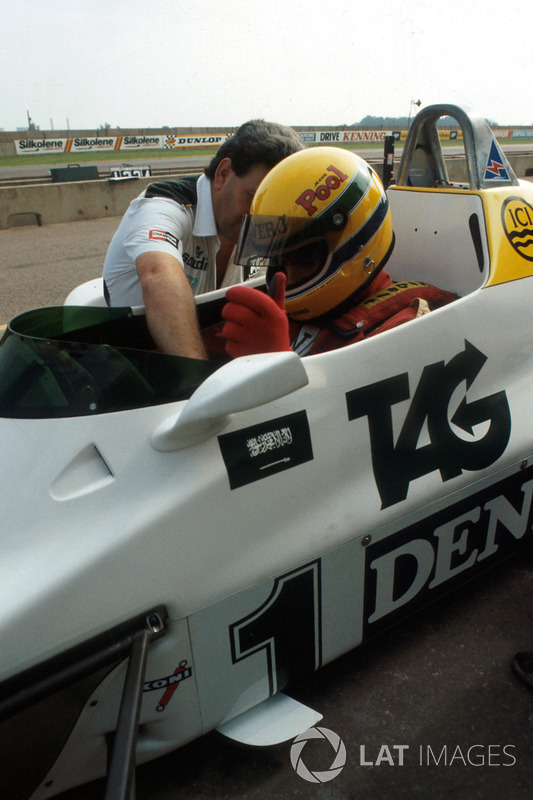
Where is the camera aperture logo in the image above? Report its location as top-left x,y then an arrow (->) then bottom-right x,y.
290,729 -> 517,783
290,726 -> 347,783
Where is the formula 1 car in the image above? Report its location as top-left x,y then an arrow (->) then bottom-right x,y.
1,104 -> 533,799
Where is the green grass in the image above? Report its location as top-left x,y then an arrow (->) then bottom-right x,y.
0,142 -> 392,166
0,148 -> 220,168
0,140 -> 420,169
0,143 -> 384,168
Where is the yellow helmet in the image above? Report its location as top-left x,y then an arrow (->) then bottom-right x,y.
234,146 -> 395,320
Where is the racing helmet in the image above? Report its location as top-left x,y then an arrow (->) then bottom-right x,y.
234,146 -> 395,320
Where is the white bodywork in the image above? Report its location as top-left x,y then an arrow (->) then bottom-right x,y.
1,105 -> 533,797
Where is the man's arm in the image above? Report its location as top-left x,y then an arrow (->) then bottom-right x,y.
136,251 -> 207,359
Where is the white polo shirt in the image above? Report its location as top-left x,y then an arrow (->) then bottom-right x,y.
103,174 -> 242,307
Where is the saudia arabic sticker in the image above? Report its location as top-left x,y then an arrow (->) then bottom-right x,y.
219,411 -> 313,489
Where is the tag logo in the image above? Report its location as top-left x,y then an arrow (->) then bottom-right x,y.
346,341 -> 511,508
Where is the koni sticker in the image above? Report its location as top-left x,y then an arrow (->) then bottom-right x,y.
143,660 -> 192,712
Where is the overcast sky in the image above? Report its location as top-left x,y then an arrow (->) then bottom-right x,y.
2,0 -> 532,132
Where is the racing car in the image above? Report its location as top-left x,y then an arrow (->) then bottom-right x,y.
1,103 -> 533,799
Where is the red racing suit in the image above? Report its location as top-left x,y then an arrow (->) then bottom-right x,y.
288,270 -> 458,356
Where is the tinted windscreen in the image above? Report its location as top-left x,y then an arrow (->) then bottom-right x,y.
0,306 -> 220,419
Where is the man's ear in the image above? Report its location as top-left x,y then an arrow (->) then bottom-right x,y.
212,157 -> 234,189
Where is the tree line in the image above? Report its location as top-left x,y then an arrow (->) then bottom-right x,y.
357,115 -> 499,128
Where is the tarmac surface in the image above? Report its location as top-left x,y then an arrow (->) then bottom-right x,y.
0,216 -> 120,325
54,549 -> 533,800
1,217 -> 533,799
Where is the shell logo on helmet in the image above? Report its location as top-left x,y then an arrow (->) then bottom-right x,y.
295,164 -> 349,216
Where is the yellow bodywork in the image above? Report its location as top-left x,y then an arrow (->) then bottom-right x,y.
480,185 -> 533,286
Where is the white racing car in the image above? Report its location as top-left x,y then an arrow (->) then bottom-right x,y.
1,104 -> 533,798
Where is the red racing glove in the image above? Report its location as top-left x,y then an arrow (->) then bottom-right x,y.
221,272 -> 292,358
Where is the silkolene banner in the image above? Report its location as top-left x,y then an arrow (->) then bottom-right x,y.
14,133 -> 230,155
13,130 -> 405,155
14,128 -> 515,155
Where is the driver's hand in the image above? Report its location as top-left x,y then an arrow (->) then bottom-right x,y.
221,272 -> 291,358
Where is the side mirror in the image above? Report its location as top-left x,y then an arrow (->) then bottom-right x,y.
151,351 -> 308,451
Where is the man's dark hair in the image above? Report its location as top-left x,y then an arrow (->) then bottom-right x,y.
205,119 -> 303,180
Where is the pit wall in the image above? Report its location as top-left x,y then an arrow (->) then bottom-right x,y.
0,154 -> 532,230
0,176 -> 156,229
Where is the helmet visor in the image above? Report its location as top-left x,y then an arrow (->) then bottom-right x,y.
235,213 -> 329,269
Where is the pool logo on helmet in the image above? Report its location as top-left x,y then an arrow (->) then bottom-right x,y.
295,164 -> 349,217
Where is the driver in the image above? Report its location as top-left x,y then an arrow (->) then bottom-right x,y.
220,147 -> 457,358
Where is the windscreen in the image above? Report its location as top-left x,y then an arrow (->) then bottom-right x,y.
0,306 -> 220,419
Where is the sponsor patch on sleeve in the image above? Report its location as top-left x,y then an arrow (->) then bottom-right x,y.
148,229 -> 179,249
218,411 -> 313,489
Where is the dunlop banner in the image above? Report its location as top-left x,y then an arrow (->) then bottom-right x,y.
14,133 -> 230,155
15,128 -> 520,156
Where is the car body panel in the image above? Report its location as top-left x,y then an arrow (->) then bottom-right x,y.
1,104 -> 533,798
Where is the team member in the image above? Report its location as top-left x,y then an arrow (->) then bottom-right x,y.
103,120 -> 303,358
221,147 -> 457,358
